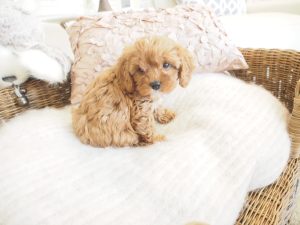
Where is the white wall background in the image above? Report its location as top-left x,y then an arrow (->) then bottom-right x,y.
17,0 -> 98,15
17,0 -> 158,16
15,0 -> 299,16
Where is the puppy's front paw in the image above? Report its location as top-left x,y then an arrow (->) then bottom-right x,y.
154,134 -> 166,142
155,109 -> 176,124
136,141 -> 152,147
137,134 -> 165,146
185,222 -> 209,225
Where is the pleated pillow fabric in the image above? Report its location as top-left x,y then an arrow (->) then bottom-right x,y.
66,4 -> 248,104
176,0 -> 247,16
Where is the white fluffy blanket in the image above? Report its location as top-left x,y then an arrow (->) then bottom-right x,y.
0,73 -> 290,225
0,2 -> 71,88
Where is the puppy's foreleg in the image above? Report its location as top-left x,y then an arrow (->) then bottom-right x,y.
154,107 -> 176,124
131,98 -> 165,146
131,112 -> 156,145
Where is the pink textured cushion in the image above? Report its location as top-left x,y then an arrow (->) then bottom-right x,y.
66,4 -> 248,104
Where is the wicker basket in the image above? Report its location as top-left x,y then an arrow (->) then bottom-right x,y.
0,48 -> 300,224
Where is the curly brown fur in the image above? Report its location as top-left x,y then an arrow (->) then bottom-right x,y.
72,36 -> 195,148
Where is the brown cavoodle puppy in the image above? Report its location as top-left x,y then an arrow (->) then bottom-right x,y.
72,36 -> 195,147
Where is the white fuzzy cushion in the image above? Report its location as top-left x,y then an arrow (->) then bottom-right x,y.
0,73 -> 290,225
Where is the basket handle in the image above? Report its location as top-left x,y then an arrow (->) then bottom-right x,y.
288,80 -> 300,158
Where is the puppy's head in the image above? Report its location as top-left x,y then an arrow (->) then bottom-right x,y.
116,36 -> 195,96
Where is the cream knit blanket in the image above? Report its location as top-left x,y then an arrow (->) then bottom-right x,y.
0,73 -> 290,225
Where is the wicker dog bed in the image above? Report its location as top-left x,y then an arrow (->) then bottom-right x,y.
0,48 -> 300,224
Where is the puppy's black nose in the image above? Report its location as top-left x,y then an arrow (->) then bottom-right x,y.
150,81 -> 160,90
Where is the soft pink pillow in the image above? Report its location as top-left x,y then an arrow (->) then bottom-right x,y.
66,4 -> 248,104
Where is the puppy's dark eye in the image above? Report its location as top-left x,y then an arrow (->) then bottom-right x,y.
163,63 -> 171,69
137,67 -> 145,74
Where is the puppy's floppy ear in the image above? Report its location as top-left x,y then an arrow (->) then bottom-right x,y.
176,45 -> 195,88
116,50 -> 134,93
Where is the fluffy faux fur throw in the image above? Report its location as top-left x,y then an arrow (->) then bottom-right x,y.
0,1 -> 71,88
0,73 -> 290,225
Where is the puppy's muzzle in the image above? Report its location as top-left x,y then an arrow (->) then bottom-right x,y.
150,81 -> 160,90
